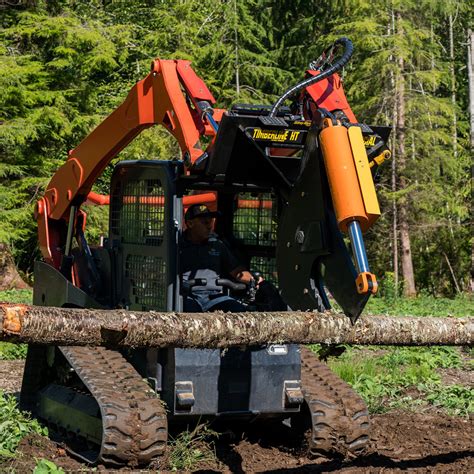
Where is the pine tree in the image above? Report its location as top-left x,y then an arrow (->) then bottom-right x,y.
0,5 -> 134,270
0,0 -> 471,294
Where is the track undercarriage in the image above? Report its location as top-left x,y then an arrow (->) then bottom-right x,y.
21,344 -> 369,467
298,347 -> 370,457
21,346 -> 168,466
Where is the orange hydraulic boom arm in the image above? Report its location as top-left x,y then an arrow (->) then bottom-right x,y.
36,59 -> 223,267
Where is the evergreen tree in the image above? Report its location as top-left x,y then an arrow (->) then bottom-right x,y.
0,5 -> 133,270
0,0 -> 470,294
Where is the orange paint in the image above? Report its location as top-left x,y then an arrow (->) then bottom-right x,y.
319,122 -> 368,232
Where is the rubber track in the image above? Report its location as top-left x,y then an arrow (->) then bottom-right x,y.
300,347 -> 370,457
59,347 -> 168,466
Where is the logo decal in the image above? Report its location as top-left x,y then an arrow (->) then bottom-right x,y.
248,128 -> 306,144
363,135 -> 377,147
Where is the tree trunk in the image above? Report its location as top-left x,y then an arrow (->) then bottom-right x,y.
233,0 -> 240,96
449,14 -> 458,159
469,30 -> 474,151
1,304 -> 472,348
468,29 -> 474,293
0,243 -> 29,291
396,12 -> 416,297
390,9 -> 399,292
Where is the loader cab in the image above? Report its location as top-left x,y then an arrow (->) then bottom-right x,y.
108,160 -> 281,312
108,160 -> 182,312
107,159 -> 302,419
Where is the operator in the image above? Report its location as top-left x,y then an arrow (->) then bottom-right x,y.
179,204 -> 256,312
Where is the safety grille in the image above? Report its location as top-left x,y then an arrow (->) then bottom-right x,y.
250,256 -> 278,285
125,255 -> 167,311
233,193 -> 277,246
234,192 -> 278,284
111,179 -> 165,246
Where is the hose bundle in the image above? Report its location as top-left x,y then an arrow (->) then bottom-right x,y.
269,37 -> 354,117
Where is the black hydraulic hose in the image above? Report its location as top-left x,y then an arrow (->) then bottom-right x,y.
269,37 -> 354,118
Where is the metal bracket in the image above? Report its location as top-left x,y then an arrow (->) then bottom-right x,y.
283,380 -> 304,408
175,381 -> 195,411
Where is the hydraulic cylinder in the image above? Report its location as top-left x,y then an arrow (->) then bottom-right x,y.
319,119 -> 379,294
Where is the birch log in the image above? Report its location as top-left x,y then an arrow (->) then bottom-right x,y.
0,304 -> 472,348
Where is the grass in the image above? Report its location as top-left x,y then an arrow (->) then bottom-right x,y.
422,384 -> 474,416
365,293 -> 473,317
0,391 -> 47,459
0,343 -> 27,360
316,345 -> 470,414
319,293 -> 473,415
33,459 -> 65,473
0,289 -> 31,360
0,289 -> 32,305
168,423 -> 218,471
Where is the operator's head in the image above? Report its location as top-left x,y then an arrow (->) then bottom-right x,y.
185,204 -> 219,243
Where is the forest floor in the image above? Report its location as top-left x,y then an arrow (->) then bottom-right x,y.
0,358 -> 472,473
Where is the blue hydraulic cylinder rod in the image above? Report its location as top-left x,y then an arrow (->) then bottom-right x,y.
205,111 -> 219,133
347,220 -> 370,274
197,101 -> 219,133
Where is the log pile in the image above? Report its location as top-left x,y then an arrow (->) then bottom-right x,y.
0,303 -> 472,348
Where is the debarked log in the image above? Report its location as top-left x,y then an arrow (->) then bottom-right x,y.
0,304 -> 472,348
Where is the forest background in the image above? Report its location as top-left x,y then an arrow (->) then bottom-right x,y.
0,0 -> 472,298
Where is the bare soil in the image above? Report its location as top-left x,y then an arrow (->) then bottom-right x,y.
1,361 -> 472,473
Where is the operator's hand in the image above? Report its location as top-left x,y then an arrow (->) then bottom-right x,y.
230,267 -> 255,285
252,272 -> 264,286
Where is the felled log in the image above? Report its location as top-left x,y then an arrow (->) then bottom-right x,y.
0,304 -> 472,348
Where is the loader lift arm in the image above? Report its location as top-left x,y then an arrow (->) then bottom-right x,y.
37,59 -> 222,268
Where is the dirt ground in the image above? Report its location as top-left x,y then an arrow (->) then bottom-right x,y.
1,360 -> 473,473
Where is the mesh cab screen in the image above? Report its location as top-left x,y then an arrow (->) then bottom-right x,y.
250,255 -> 278,284
111,179 -> 165,246
125,255 -> 167,311
234,193 -> 277,246
234,193 -> 278,283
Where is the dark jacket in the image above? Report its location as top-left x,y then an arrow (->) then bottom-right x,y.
179,233 -> 240,295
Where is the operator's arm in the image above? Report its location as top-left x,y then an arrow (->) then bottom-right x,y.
230,267 -> 254,284
220,240 -> 263,285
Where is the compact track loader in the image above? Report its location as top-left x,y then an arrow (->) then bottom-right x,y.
21,38 -> 391,466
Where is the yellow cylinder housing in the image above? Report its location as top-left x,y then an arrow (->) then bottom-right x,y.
319,120 -> 380,233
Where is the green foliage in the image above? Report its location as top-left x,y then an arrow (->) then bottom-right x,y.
0,290 -> 31,360
0,8 -> 134,271
0,392 -> 48,458
0,289 -> 32,304
34,459 -> 65,474
0,0 -> 472,295
0,343 -> 27,361
320,343 -> 471,415
382,346 -> 462,369
314,342 -> 472,416
169,423 -> 218,471
423,383 -> 474,417
366,293 -> 473,317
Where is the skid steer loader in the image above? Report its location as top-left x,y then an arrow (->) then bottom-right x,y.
21,38 -> 391,466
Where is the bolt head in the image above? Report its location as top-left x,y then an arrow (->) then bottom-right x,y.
295,230 -> 305,244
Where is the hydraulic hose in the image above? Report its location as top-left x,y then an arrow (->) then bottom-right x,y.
269,37 -> 354,117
